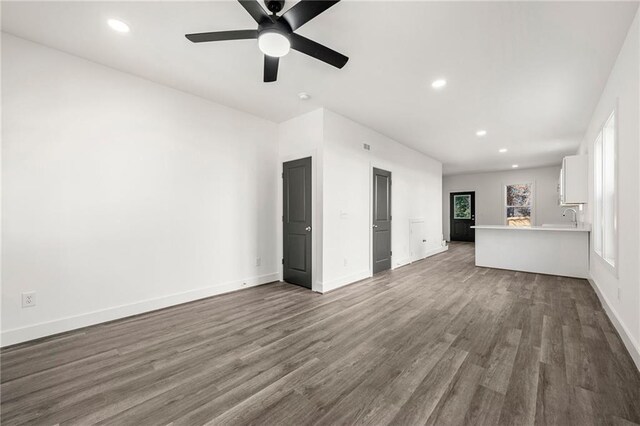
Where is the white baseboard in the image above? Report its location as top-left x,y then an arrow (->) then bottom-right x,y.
405,245 -> 449,266
321,246 -> 450,294
424,245 -> 449,258
587,277 -> 640,371
0,272 -> 279,347
394,257 -> 411,269
321,270 -> 372,293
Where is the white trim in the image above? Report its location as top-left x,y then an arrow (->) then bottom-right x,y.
424,245 -> 449,258
321,245 -> 449,294
321,270 -> 371,293
587,277 -> 640,371
396,245 -> 449,269
1,272 -> 279,347
394,257 -> 411,269
592,106 -> 619,277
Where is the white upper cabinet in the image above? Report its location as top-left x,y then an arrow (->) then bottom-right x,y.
559,155 -> 588,205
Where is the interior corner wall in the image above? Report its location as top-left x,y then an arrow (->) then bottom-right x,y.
577,10 -> 640,368
442,166 -> 571,241
1,34 -> 279,346
321,109 -> 444,293
276,108 -> 324,292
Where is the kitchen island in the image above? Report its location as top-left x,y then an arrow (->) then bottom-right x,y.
471,225 -> 590,278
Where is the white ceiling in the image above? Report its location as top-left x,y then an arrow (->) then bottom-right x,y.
2,1 -> 637,175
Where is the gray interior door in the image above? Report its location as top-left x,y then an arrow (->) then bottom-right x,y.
372,168 -> 392,274
283,157 -> 312,289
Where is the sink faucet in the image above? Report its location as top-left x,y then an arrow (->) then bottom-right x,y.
562,208 -> 578,227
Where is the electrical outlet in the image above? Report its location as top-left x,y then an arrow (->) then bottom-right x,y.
256,257 -> 261,267
22,292 -> 36,308
343,258 -> 348,267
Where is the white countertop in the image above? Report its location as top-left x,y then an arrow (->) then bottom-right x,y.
472,224 -> 591,232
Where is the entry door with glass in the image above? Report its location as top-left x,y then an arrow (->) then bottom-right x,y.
450,192 -> 475,242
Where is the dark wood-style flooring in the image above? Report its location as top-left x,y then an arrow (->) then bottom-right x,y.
2,242 -> 640,425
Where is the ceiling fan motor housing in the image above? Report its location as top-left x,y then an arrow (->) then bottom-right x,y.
265,0 -> 285,14
258,17 -> 292,38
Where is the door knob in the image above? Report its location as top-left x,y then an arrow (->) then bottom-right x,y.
305,226 -> 311,231
372,224 -> 378,228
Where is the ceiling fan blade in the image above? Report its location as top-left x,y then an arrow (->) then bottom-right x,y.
281,0 -> 340,31
238,0 -> 274,25
290,33 -> 348,69
264,55 -> 279,82
185,29 -> 258,43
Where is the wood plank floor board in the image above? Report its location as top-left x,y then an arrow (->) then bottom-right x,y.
425,358 -> 485,426
497,343 -> 541,425
2,242 -> 639,425
534,361 -> 571,425
338,333 -> 458,425
296,338 -> 393,415
463,385 -> 505,425
480,328 -> 522,394
390,345 -> 469,424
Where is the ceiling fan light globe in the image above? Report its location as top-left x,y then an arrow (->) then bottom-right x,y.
258,32 -> 290,57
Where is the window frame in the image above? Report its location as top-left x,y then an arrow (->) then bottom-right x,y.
503,181 -> 535,227
593,107 -> 618,274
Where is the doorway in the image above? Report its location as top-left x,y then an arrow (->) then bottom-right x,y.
450,191 -> 475,242
282,157 -> 312,289
372,168 -> 392,274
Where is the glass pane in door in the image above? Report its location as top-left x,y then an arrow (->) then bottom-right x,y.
453,195 -> 471,219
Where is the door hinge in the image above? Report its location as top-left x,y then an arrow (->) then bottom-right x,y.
282,215 -> 284,222
282,258 -> 284,264
281,172 -> 283,178
390,251 -> 393,256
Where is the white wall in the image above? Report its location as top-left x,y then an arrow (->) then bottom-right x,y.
322,110 -> 444,292
442,166 -> 571,240
1,35 -> 279,346
2,36 -> 444,344
577,11 -> 640,368
276,109 -> 444,293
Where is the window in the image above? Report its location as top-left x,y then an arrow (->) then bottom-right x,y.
594,110 -> 616,267
453,194 -> 471,219
505,183 -> 533,227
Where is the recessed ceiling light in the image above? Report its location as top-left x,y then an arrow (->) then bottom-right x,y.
431,79 -> 447,89
499,148 -> 508,153
298,92 -> 310,100
476,130 -> 487,137
512,164 -> 519,168
108,18 -> 130,33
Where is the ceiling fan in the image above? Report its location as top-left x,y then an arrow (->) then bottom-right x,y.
185,0 -> 349,82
